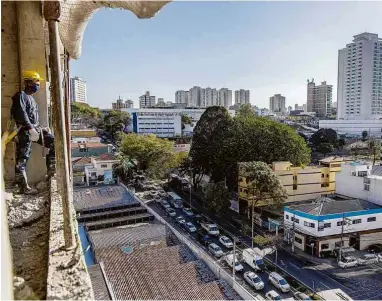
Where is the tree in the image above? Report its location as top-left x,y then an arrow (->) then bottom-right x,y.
237,104 -> 255,118
120,133 -> 176,179
338,137 -> 346,148
316,143 -> 334,156
239,161 -> 287,210
310,128 -> 338,148
203,181 -> 232,215
101,110 -> 130,143
362,130 -> 368,141
368,138 -> 381,165
180,113 -> 193,130
71,102 -> 101,125
253,235 -> 273,247
113,156 -> 135,183
189,106 -> 234,187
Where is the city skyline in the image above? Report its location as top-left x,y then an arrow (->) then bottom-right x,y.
70,2 -> 382,109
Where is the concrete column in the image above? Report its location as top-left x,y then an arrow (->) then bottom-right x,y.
16,1 -> 48,184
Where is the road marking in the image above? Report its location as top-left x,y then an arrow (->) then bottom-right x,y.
320,281 -> 331,290
289,263 -> 300,269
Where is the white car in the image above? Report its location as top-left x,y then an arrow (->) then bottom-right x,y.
265,290 -> 282,301
175,216 -> 186,225
183,207 -> 194,216
338,256 -> 358,269
185,222 -> 197,233
161,200 -> 171,209
357,254 -> 379,265
244,271 -> 264,290
268,272 -> 290,292
166,208 -> 176,217
208,243 -> 224,258
224,254 -> 244,273
219,236 -> 233,248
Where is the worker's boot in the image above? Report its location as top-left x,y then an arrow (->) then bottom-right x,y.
19,170 -> 38,195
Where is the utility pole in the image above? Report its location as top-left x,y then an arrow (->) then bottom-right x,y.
251,201 -> 254,249
232,237 -> 236,278
291,214 -> 295,253
339,213 -> 351,262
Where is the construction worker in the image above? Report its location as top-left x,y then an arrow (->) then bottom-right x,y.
11,71 -> 55,194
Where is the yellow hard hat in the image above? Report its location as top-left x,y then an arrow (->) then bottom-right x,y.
23,71 -> 43,81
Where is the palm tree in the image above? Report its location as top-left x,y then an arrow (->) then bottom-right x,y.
113,156 -> 134,183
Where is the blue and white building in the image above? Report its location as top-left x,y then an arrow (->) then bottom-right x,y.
284,196 -> 382,256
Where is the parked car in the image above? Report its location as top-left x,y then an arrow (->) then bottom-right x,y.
183,207 -> 194,216
357,254 -> 379,265
224,254 -> 244,273
268,272 -> 290,292
244,271 -> 264,290
161,200 -> 171,209
265,290 -> 282,301
219,236 -> 233,248
208,243 -> 224,258
294,292 -> 312,300
367,244 -> 382,254
175,216 -> 186,225
185,222 -> 197,233
166,208 -> 177,217
338,256 -> 358,268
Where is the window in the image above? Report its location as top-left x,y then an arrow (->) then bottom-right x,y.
337,221 -> 344,226
324,223 -> 331,228
364,184 -> 370,191
367,217 -> 376,222
79,148 -> 88,153
304,221 -> 315,228
321,243 -> 329,250
321,174 -> 324,178
100,164 -> 108,168
335,241 -> 344,248
285,215 -> 289,220
358,171 -> 368,177
291,217 -> 299,224
293,184 -> 297,190
352,219 -> 362,224
295,237 -> 302,244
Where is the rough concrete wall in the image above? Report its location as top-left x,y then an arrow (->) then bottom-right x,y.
1,1 -> 19,181
1,1 -> 49,184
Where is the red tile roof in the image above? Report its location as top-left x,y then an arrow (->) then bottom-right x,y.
73,157 -> 92,166
95,153 -> 118,161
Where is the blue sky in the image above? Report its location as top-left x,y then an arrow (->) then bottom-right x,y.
71,1 -> 382,109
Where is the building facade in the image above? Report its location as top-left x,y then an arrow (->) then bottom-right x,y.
218,88 -> 232,109
336,163 -> 382,206
139,91 -> 156,108
175,90 -> 189,104
319,119 -> 382,137
307,80 -> 332,118
71,142 -> 113,158
284,196 -> 382,256
337,33 -> 382,120
112,96 -> 134,110
123,108 -> 236,138
269,94 -> 286,113
70,76 -> 87,103
234,89 -> 250,105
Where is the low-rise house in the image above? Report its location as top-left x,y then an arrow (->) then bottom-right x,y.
283,195 -> 382,257
71,142 -> 113,158
336,162 -> 382,206
238,158 -> 344,213
84,153 -> 119,186
72,157 -> 93,186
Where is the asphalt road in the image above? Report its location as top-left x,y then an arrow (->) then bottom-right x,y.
165,188 -> 359,299
149,201 -> 295,300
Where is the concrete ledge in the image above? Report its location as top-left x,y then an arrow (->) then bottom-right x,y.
47,177 -> 94,300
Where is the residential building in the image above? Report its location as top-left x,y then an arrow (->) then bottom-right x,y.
72,157 -> 92,186
188,86 -> 201,107
139,91 -> 156,108
112,96 -> 133,110
336,163 -> 382,206
287,106 -> 293,113
234,89 -> 250,105
254,107 -> 270,116
123,107 -> 236,138
218,88 -> 232,109
238,158 -> 344,214
319,119 -> 382,137
337,33 -> 382,120
70,76 -> 87,103
295,104 -> 307,112
84,153 -> 119,186
175,90 -> 189,104
156,98 -> 165,107
269,94 -> 286,113
307,79 -> 333,118
72,137 -> 101,144
71,142 -> 113,158
283,195 -> 382,256
205,87 -> 218,107
71,130 -> 98,138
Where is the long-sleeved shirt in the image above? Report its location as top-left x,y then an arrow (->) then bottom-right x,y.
11,91 -> 39,130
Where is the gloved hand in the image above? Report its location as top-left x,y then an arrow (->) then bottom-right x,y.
29,128 -> 40,142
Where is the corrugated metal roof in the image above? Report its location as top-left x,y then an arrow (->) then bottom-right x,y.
372,165 -> 382,177
88,264 -> 111,300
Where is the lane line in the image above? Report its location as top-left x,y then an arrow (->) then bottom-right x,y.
319,281 -> 331,290
289,263 -> 300,270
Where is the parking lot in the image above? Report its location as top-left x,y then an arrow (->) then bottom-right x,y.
148,198 -> 299,300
